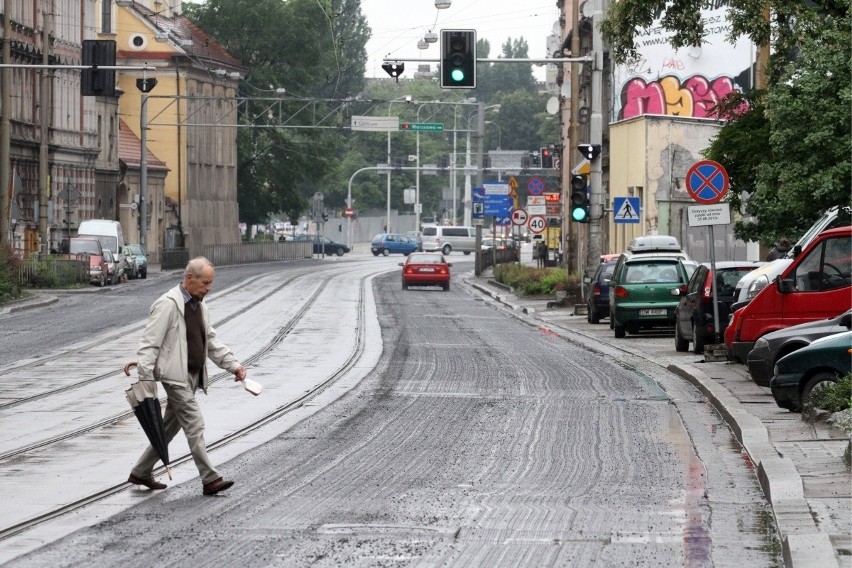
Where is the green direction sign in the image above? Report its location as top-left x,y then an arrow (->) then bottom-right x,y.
400,122 -> 444,132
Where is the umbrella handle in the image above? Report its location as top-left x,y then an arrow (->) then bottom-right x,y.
165,465 -> 172,480
123,361 -> 138,377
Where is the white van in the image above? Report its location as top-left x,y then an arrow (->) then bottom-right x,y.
78,219 -> 126,271
421,225 -> 477,255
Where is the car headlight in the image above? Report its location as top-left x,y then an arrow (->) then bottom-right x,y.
747,276 -> 769,299
754,337 -> 769,349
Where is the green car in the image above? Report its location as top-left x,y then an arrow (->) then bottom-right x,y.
769,330 -> 851,412
608,254 -> 697,338
124,243 -> 148,279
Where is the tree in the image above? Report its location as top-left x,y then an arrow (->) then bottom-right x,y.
601,0 -> 851,244
184,0 -> 370,225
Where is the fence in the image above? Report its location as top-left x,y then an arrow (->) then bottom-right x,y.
198,241 -> 313,268
17,255 -> 89,287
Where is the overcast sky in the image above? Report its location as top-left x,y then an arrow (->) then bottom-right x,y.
361,0 -> 560,81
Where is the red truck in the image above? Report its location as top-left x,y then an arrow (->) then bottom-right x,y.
726,226 -> 852,362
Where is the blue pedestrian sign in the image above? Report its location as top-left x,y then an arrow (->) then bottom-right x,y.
613,197 -> 640,224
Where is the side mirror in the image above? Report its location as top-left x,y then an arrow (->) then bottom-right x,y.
398,262 -> 404,267
791,244 -> 802,258
775,275 -> 795,293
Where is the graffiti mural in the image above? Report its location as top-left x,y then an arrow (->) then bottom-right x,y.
612,3 -> 754,122
619,74 -> 742,120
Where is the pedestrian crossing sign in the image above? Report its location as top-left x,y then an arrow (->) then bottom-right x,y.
613,197 -> 640,224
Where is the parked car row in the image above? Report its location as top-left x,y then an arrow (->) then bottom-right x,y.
585,222 -> 852,413
58,237 -> 147,286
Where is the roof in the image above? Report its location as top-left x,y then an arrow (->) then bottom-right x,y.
118,119 -> 168,171
129,3 -> 245,72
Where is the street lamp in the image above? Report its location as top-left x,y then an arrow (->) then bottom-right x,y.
485,120 -> 502,150
463,104 -> 500,226
386,96 -> 412,233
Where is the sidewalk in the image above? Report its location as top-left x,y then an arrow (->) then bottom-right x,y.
466,269 -> 851,568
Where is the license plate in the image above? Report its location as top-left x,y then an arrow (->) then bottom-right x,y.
419,267 -> 435,272
640,308 -> 667,316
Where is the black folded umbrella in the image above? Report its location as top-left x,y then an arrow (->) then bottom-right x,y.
125,377 -> 172,480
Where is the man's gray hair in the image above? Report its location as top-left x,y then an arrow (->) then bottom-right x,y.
184,256 -> 213,277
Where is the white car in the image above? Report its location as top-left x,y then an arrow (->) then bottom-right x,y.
732,259 -> 793,307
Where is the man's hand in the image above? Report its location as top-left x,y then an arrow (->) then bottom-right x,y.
233,365 -> 247,381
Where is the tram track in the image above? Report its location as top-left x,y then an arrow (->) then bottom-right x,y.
0,269 -> 373,542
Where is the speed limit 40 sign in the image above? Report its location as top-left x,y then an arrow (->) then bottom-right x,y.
528,215 -> 547,234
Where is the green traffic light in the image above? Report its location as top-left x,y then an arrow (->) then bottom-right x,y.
572,207 -> 588,222
451,68 -> 465,82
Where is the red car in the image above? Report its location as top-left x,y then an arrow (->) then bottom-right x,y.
400,252 -> 452,291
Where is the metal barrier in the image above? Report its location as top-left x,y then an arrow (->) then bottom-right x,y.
160,248 -> 190,271
18,255 -> 89,287
200,241 -> 313,268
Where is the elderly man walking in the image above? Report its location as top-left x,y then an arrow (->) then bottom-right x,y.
127,256 -> 247,495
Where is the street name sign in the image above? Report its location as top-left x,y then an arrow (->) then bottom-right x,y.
351,116 -> 399,132
484,194 -> 512,218
483,182 -> 510,195
687,203 -> 731,227
400,122 -> 444,132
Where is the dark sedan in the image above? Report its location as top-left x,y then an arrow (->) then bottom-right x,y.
770,331 -> 852,411
747,309 -> 851,387
586,259 -> 617,324
293,235 -> 350,256
674,261 -> 760,353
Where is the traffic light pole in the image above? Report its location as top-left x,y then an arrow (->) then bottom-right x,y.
586,2 -> 607,279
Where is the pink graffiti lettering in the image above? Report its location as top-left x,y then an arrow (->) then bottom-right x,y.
661,58 -> 685,71
619,74 -> 743,120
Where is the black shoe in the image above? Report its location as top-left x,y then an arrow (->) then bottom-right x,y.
128,473 -> 167,490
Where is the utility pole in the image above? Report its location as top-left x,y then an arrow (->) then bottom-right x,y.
567,0 -> 581,271
0,0 -> 11,246
39,1 -> 53,252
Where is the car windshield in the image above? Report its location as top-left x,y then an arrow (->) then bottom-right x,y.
625,262 -> 681,283
68,240 -> 101,255
127,244 -> 144,255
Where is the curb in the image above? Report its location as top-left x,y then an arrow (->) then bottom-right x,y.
0,295 -> 58,315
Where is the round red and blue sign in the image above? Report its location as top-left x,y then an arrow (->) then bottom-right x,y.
685,160 -> 729,205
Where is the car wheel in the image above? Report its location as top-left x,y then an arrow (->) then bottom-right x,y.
801,372 -> 837,409
589,305 -> 600,324
336,248 -> 345,257
141,269 -> 147,279
382,248 -> 390,256
372,251 -> 379,256
99,275 -> 106,287
614,322 -> 626,338
692,322 -> 705,354
674,323 -> 689,352
402,281 -> 408,290
443,283 -> 450,291
442,244 -> 452,256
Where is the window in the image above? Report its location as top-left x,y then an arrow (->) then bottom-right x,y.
792,236 -> 852,291
101,1 -> 112,34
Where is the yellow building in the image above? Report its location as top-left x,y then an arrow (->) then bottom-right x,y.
110,0 -> 245,259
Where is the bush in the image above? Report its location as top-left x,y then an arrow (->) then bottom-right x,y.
809,373 -> 852,413
493,264 -> 582,297
0,244 -> 23,301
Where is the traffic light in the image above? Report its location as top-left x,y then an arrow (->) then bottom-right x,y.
381,61 -> 404,80
577,143 -> 601,161
81,40 -> 116,97
570,174 -> 590,223
540,147 -> 553,169
441,30 -> 476,88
